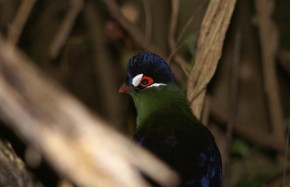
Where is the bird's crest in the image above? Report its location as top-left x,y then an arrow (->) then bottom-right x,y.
124,52 -> 176,92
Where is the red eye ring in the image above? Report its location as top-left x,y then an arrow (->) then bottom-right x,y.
139,76 -> 154,87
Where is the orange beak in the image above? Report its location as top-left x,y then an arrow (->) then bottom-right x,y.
118,83 -> 133,93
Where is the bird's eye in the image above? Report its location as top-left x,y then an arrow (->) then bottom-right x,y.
139,76 -> 154,87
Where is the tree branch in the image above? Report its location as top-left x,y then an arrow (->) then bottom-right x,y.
142,0 -> 152,41
0,140 -> 34,187
255,0 -> 284,144
223,29 -> 241,187
167,0 -> 189,74
49,0 -> 83,59
187,0 -> 237,118
7,0 -> 36,45
0,39 -> 179,187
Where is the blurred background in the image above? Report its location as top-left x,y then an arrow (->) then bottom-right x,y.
0,0 -> 290,186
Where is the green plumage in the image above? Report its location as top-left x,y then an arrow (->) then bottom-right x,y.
120,52 -> 222,187
130,84 -> 193,129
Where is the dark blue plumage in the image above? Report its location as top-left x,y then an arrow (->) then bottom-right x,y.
133,109 -> 222,187
126,52 -> 176,86
120,52 -> 222,187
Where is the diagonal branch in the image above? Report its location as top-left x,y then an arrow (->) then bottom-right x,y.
187,0 -> 237,118
49,0 -> 83,59
102,0 -> 166,58
7,0 -> 36,45
0,39 -> 179,187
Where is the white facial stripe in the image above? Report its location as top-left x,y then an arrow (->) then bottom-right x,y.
147,83 -> 167,88
132,74 -> 143,87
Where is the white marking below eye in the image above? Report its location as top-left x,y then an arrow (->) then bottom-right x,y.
132,74 -> 143,87
147,83 -> 167,88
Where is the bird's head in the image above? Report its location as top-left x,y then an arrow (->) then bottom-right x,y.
119,52 -> 176,93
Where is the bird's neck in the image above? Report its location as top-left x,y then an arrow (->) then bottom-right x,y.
130,84 -> 194,130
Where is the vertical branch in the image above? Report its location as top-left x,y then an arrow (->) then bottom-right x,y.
283,121 -> 290,186
142,0 -> 152,41
7,0 -> 36,45
223,29 -> 241,187
200,96 -> 210,125
168,0 -> 179,52
167,0 -> 188,75
255,0 -> 284,144
84,1 -> 124,128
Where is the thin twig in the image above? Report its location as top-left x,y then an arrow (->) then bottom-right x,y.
283,121 -> 290,186
176,15 -> 195,45
167,39 -> 188,69
223,28 -> 241,187
210,99 -> 288,158
168,0 -> 209,67
167,0 -> 189,74
7,0 -> 36,45
255,0 -> 284,144
168,0 -> 179,53
49,0 -> 83,59
176,0 -> 209,45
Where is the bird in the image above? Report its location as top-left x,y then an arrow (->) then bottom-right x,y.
119,52 -> 222,187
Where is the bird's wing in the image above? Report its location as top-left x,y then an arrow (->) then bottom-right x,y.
133,115 -> 222,187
